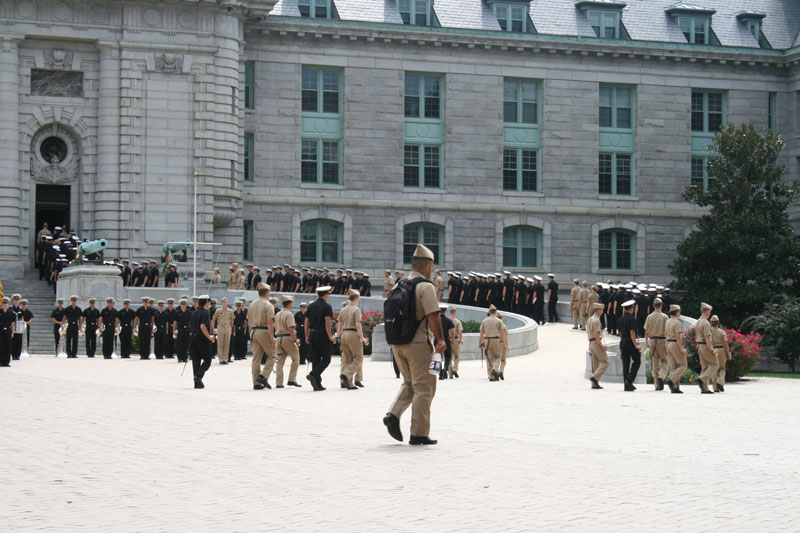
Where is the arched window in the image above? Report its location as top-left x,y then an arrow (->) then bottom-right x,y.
599,229 -> 635,271
301,219 -> 343,264
403,223 -> 442,264
503,225 -> 541,268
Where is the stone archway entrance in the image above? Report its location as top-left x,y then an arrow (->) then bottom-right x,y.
35,184 -> 71,236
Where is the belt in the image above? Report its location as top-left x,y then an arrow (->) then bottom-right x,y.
651,336 -> 665,340
343,328 -> 357,332
713,345 -> 724,349
310,329 -> 326,333
252,326 -> 268,330
276,334 -> 290,338
485,336 -> 499,339
667,339 -> 677,343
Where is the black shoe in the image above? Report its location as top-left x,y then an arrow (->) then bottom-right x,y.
288,381 -> 302,388
438,374 -> 445,380
409,435 -> 438,445
702,390 -> 714,394
257,376 -> 271,389
88,355 -> 95,359
453,371 -> 459,378
253,383 -> 265,390
340,373 -> 348,389
355,381 -> 364,388
307,373 -> 318,388
697,380 -> 706,392
499,372 -> 504,381
383,413 -> 403,442
276,385 -> 284,388
347,385 -> 358,390
590,377 -> 602,389
718,384 -> 725,392
220,361 -> 228,365
491,370 -> 499,381
665,378 -> 674,392
194,376 -> 204,389
631,383 -> 637,390
657,378 -> 664,391
671,388 -> 684,394
624,381 -> 635,391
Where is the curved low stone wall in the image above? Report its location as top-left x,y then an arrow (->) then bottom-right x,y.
57,266 -> 538,362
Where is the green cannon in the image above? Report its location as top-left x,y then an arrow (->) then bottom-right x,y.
77,239 -> 108,262
162,240 -> 192,263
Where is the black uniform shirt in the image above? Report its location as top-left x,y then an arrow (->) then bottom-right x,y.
252,274 -> 262,288
100,308 -> 119,329
154,309 -> 169,329
65,305 -> 83,327
0,308 -> 15,330
51,307 -> 66,324
619,313 -> 638,340
82,307 -> 100,328
547,280 -> 559,301
175,307 -> 192,330
118,308 -> 136,328
136,306 -> 156,329
122,266 -> 132,286
22,308 -> 33,322
306,298 -> 333,330
189,308 -> 210,335
234,309 -> 248,328
440,314 -> 454,349
294,311 -> 306,338
148,267 -> 159,287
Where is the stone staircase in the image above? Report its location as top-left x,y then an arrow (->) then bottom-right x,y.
2,270 -> 59,355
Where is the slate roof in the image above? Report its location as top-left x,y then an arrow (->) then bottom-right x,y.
269,0 -> 800,50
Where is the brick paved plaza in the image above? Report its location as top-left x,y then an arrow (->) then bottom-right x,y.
1,323 -> 798,532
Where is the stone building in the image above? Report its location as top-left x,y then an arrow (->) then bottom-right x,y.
1,0 -> 799,284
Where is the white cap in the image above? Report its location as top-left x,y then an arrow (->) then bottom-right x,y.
503,271 -> 511,275
632,289 -> 641,294
622,300 -> 636,308
526,277 -> 534,283
317,285 -> 332,293
534,275 -> 542,281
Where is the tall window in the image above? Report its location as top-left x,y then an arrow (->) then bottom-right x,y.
244,61 -> 255,110
298,0 -> 333,19
399,0 -> 431,26
243,220 -> 254,262
691,91 -> 724,132
678,17 -> 709,44
403,223 -> 442,265
691,156 -> 716,191
495,3 -> 527,32
302,139 -> 340,184
302,67 -> 340,114
503,226 -> 540,268
405,73 -> 441,119
404,145 -> 441,188
244,132 -> 254,182
301,219 -> 343,264
504,79 -> 538,124
599,153 -> 632,196
599,86 -> 632,129
599,229 -> 634,271
503,149 -> 538,192
768,92 -> 776,131
588,10 -> 619,39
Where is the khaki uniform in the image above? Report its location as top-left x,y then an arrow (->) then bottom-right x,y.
711,326 -> 729,390
578,287 -> 590,328
644,310 -> 669,384
434,276 -> 444,301
249,298 -> 276,384
387,271 -> 439,437
587,314 -> 608,380
383,275 -> 395,298
338,304 -> 363,385
695,317 -> 718,389
665,317 -> 687,386
213,307 -> 234,363
480,315 -> 505,376
570,285 -> 581,327
449,317 -> 462,376
275,308 -> 299,386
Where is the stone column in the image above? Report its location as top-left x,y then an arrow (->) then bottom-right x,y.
95,42 -> 121,258
0,36 -> 23,278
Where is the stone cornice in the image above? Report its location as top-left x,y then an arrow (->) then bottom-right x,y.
253,16 -> 792,69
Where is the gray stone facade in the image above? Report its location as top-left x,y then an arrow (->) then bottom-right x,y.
1,0 -> 799,286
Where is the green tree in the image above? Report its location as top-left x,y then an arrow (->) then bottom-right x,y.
742,296 -> 800,372
670,124 -> 800,327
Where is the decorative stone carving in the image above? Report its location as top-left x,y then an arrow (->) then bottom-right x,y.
154,53 -> 183,73
30,69 -> 83,97
30,124 -> 81,185
45,49 -> 74,69
213,197 -> 237,227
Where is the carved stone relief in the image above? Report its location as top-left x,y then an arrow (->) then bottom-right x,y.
30,69 -> 83,97
154,53 -> 183,73
31,124 -> 81,185
44,49 -> 73,69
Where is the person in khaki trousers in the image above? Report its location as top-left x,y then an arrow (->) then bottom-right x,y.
644,298 -> 669,390
212,297 -> 234,364
274,295 -> 302,388
382,269 -> 395,298
479,305 -> 507,381
710,315 -> 731,392
579,281 -> 590,329
383,244 -> 445,446
249,283 -> 276,390
337,289 -> 369,390
587,302 -> 608,389
695,303 -> 718,394
448,306 -> 462,378
569,279 -> 581,329
664,304 -> 687,393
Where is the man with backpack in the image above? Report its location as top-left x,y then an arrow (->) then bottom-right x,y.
383,244 -> 446,446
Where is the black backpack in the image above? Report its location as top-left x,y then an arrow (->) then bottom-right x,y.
384,277 -> 433,345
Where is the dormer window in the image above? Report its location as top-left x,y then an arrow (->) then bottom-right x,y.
575,1 -> 626,40
736,11 -> 770,49
399,0 -> 433,26
665,4 -> 717,45
488,1 -> 532,33
298,0 -> 335,19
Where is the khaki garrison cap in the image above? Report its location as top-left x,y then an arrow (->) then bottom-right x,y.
653,298 -> 662,305
348,289 -> 360,297
489,304 -> 497,312
592,303 -> 604,311
670,304 -> 681,313
256,282 -> 269,291
710,314 -> 720,323
281,295 -> 293,303
412,243 -> 435,261
701,302 -> 713,312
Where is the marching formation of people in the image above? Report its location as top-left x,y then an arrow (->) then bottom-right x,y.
223,263 -> 373,297
0,294 -> 33,366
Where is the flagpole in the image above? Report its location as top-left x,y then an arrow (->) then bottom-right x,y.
193,170 -> 198,297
